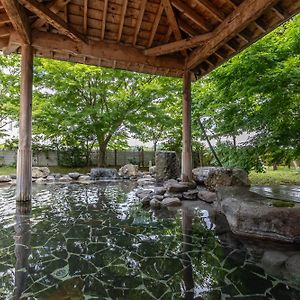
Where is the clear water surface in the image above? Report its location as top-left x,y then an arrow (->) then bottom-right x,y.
0,182 -> 300,299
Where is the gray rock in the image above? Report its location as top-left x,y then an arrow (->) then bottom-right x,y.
68,172 -> 81,180
32,167 -> 50,178
77,175 -> 92,184
51,173 -> 61,179
119,164 -> 139,177
153,187 -> 166,196
164,192 -> 183,199
192,167 -> 250,191
182,189 -> 198,200
35,177 -> 48,184
58,175 -> 73,182
150,198 -> 161,208
136,189 -> 153,199
198,190 -> 217,203
46,175 -> 56,182
90,168 -> 119,180
153,195 -> 164,201
167,182 -> 189,193
155,151 -> 180,182
163,179 -> 179,188
161,197 -> 181,207
149,166 -> 156,175
137,177 -> 156,187
217,187 -> 300,243
0,175 -> 11,182
141,196 -> 151,206
10,174 -> 16,180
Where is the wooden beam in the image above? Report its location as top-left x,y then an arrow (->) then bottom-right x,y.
161,0 -> 187,56
170,0 -> 211,32
182,70 -> 192,182
83,0 -> 88,34
31,0 -> 70,29
117,0 -> 128,42
148,2 -> 164,47
16,44 -> 33,202
0,37 -> 9,49
145,32 -> 213,56
133,0 -> 147,45
9,30 -> 185,71
186,0 -> 279,70
178,19 -> 200,37
0,13 -> 10,24
2,0 -> 31,44
19,0 -> 86,43
101,0 -> 108,40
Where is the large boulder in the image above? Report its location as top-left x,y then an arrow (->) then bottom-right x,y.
216,187 -> 300,243
155,151 -> 180,182
192,167 -> 250,191
32,167 -> 50,178
90,168 -> 119,180
118,164 -> 139,177
161,197 -> 181,207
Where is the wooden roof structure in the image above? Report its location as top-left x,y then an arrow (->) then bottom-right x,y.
0,0 -> 299,79
0,0 -> 300,77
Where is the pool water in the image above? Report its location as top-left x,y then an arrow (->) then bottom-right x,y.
0,182 -> 300,299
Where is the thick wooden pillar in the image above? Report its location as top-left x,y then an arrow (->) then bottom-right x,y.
16,44 -> 33,201
181,70 -> 192,182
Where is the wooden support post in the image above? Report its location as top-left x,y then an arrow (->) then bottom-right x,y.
16,44 -> 33,202
181,70 -> 192,182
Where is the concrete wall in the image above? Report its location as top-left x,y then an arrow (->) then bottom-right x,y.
0,150 -> 155,167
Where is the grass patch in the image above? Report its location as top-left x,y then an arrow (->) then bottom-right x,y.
0,166 -> 16,176
249,167 -> 300,185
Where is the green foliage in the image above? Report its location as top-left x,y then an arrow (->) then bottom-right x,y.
192,15 -> 300,170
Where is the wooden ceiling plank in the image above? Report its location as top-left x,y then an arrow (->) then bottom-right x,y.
178,19 -> 199,37
145,32 -> 213,56
194,0 -> 225,22
19,0 -> 86,43
101,0 -> 108,40
117,0 -> 128,42
148,2 -> 164,47
170,0 -> 211,32
186,0 -> 279,70
9,30 -> 184,71
32,0 -> 70,29
163,26 -> 173,43
161,0 -> 187,56
83,0 -> 88,34
133,0 -> 147,45
2,0 -> 31,44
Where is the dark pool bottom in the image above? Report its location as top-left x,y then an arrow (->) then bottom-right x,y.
0,182 -> 300,300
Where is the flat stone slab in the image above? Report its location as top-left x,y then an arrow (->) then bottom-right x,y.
216,187 -> 300,243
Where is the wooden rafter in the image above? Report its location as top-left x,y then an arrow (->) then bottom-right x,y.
148,2 -> 164,47
133,0 -> 147,45
145,32 -> 213,56
19,0 -> 86,43
31,0 -> 70,29
171,0 -> 211,32
9,30 -> 184,71
2,0 -> 31,44
101,0 -> 108,40
161,0 -> 187,56
178,19 -> 199,37
83,0 -> 88,34
117,0 -> 128,42
186,0 -> 279,70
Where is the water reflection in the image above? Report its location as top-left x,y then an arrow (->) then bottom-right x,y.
14,203 -> 31,300
0,183 -> 300,299
181,208 -> 195,300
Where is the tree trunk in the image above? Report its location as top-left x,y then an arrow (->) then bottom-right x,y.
98,144 -> 107,167
273,164 -> 278,171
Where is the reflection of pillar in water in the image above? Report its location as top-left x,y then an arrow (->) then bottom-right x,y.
14,203 -> 31,300
181,208 -> 194,300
